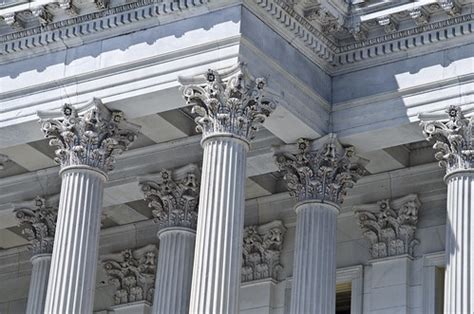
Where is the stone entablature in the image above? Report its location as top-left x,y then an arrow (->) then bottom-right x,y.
419,105 -> 474,176
179,63 -> 276,144
2,0 -> 472,72
101,244 -> 157,306
241,220 -> 286,283
14,196 -> 57,256
37,98 -> 139,174
140,164 -> 200,231
354,194 -> 421,259
274,134 -> 367,205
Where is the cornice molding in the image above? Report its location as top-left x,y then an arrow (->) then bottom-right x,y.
0,0 -> 229,57
1,0 -> 473,74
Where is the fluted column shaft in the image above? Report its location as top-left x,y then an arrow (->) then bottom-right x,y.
153,228 -> 195,314
189,137 -> 248,314
444,172 -> 474,313
291,201 -> 338,314
26,254 -> 52,314
44,167 -> 105,314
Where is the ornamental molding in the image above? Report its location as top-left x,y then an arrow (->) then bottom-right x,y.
241,220 -> 286,283
37,98 -> 140,173
179,62 -> 276,143
419,105 -> 474,176
101,244 -> 157,306
13,196 -> 58,255
246,0 -> 474,73
274,134 -> 367,205
0,0 -> 212,58
139,164 -> 200,231
1,0 -> 473,73
354,194 -> 421,259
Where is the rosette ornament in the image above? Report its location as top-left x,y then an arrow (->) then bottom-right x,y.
14,196 -> 57,255
274,134 -> 367,205
38,98 -> 140,173
140,164 -> 200,230
419,105 -> 474,176
179,63 -> 276,143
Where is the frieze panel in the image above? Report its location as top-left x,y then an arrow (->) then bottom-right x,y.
354,194 -> 421,259
241,220 -> 286,283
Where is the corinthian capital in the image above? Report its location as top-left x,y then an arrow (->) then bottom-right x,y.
140,164 -> 200,231
274,134 -> 367,205
37,98 -> 140,174
242,220 -> 286,282
14,196 -> 58,255
179,63 -> 276,143
354,194 -> 421,259
419,105 -> 474,175
101,244 -> 157,305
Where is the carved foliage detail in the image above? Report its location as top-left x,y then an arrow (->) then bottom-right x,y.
275,136 -> 366,205
102,245 -> 157,305
241,220 -> 286,282
354,194 -> 421,259
180,63 -> 276,142
39,98 -> 138,173
141,165 -> 200,230
420,105 -> 474,174
14,196 -> 57,255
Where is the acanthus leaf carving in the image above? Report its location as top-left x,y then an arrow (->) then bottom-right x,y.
38,98 -> 140,173
102,244 -> 157,305
274,134 -> 367,205
241,220 -> 286,283
14,196 -> 58,255
419,105 -> 474,176
354,194 -> 421,259
179,63 -> 276,143
140,164 -> 200,230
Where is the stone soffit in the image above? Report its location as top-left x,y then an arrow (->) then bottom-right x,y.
0,0 -> 473,74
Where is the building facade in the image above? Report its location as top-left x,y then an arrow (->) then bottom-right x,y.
0,0 -> 473,313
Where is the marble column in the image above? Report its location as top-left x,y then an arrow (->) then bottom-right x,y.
14,196 -> 57,314
179,63 -> 276,314
38,98 -> 139,314
274,135 -> 366,314
420,105 -> 474,313
140,164 -> 200,314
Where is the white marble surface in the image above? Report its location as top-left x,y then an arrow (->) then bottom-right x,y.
25,254 -> 51,314
189,137 -> 248,314
44,168 -> 106,314
290,202 -> 338,314
153,229 -> 195,314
